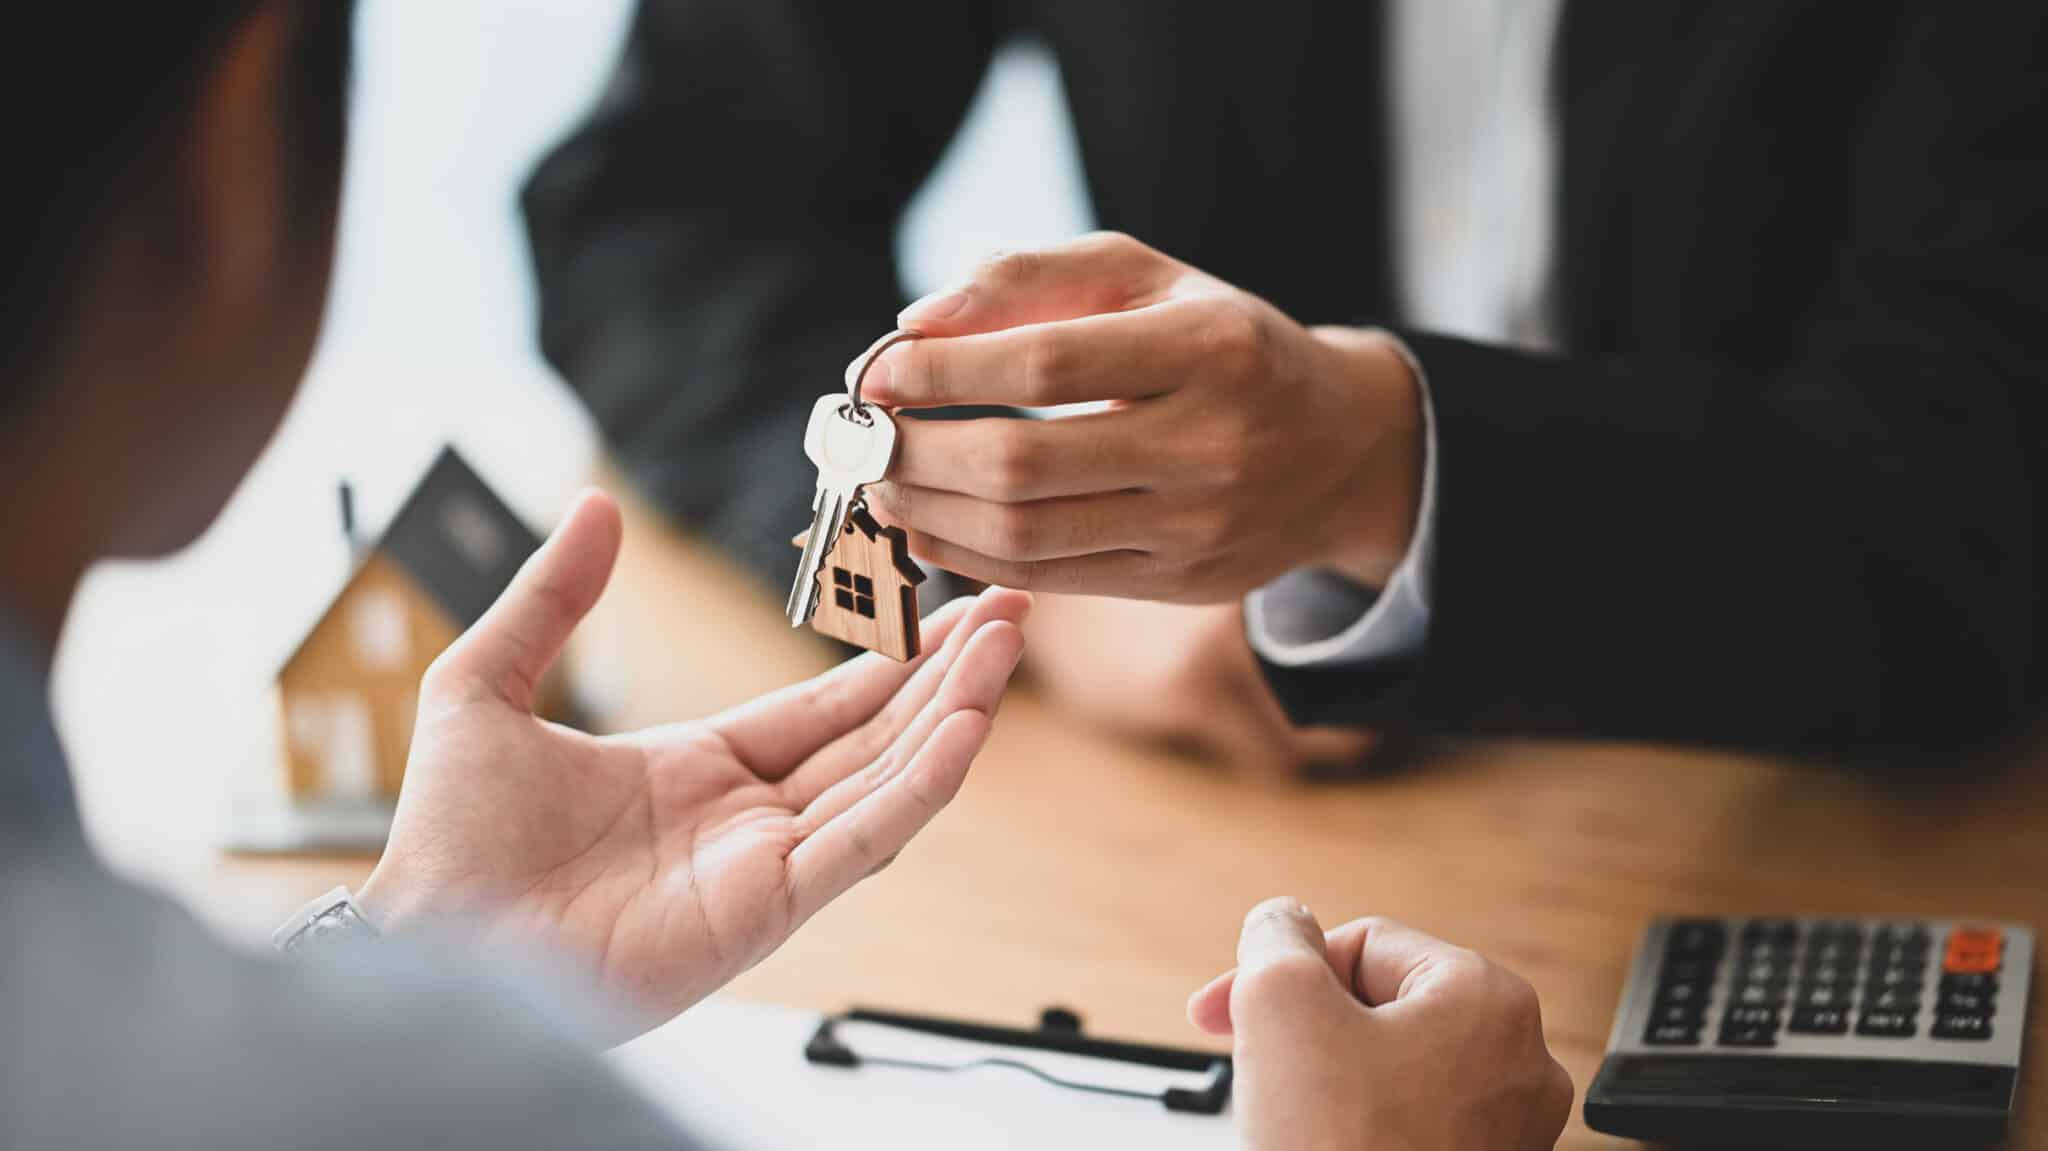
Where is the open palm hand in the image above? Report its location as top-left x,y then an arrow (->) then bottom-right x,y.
357,492 -> 1028,1035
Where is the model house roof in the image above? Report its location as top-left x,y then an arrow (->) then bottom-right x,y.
845,504 -> 927,585
280,447 -> 541,677
375,447 -> 541,627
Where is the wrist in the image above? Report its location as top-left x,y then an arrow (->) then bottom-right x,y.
353,859 -> 422,937
1307,326 -> 1425,589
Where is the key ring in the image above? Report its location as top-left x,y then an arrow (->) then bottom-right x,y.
844,328 -> 924,424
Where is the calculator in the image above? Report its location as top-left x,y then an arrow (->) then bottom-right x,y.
1584,917 -> 2032,1147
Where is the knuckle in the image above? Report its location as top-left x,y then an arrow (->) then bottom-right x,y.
875,481 -> 912,520
986,506 -> 1040,559
1547,1060 -> 1575,1109
976,247 -> 1041,288
983,424 -> 1044,500
1439,948 -> 1496,989
1082,229 -> 1143,258
1477,963 -> 1544,1027
1205,435 -> 1251,488
903,344 -> 949,404
1353,914 -> 1402,936
1415,947 -> 1495,1003
1548,1062 -> 1577,1121
1019,332 -> 1078,406
1199,298 -> 1268,374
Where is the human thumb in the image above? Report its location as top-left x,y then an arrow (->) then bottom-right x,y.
425,488 -> 622,711
1228,897 -> 1351,1038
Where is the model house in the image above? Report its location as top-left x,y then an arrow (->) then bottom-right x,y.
795,504 -> 926,661
276,447 -> 544,804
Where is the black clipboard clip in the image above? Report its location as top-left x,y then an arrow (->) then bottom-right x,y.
803,1005 -> 1234,1115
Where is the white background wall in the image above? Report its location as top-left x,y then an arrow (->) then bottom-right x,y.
52,1 -> 1092,882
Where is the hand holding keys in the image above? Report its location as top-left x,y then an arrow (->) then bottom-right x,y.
786,330 -> 925,658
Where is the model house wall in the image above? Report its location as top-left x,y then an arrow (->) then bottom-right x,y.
275,447 -> 544,805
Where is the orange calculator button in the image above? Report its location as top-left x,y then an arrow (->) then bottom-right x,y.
1944,926 -> 2004,974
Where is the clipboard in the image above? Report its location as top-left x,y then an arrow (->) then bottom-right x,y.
803,1006 -> 1234,1115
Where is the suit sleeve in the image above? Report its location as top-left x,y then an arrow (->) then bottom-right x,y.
522,1 -> 1000,583
1262,10 -> 2047,756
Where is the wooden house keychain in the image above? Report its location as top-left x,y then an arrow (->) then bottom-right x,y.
785,329 -> 928,661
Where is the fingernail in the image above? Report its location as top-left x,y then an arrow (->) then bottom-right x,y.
1248,896 -> 1312,924
899,289 -> 968,326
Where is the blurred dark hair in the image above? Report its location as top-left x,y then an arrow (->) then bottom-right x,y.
0,2 -> 356,406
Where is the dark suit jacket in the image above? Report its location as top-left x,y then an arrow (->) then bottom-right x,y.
523,2 -> 2046,755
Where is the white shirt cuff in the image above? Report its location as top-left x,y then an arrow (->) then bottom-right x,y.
1245,330 -> 1439,668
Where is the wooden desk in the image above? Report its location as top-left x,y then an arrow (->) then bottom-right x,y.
214,483 -> 2048,1150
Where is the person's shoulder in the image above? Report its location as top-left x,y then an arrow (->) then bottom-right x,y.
0,853 -> 695,1150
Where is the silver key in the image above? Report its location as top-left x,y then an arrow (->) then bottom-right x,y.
786,394 -> 897,626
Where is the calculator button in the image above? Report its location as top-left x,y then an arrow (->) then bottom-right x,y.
1755,942 -> 1794,963
1946,926 -> 2003,954
1795,984 -> 1850,1010
1789,1007 -> 1851,1035
1669,920 -> 1728,957
1940,971 -> 2000,995
1855,1010 -> 1917,1037
1938,988 -> 1994,1015
1802,943 -> 1863,973
1743,919 -> 1800,947
1739,958 -> 1792,987
1867,940 -> 1930,966
1871,923 -> 1932,952
1652,1002 -> 1707,1028
1732,982 -> 1787,1007
1724,1005 -> 1779,1029
1867,960 -> 1927,990
1645,1022 -> 1703,1045
1931,1013 -> 1994,1041
1809,921 -> 1866,948
1799,962 -> 1853,989
1655,981 -> 1707,1007
1864,987 -> 1921,1014
1660,956 -> 1717,984
1718,1022 -> 1778,1048
1943,947 -> 2003,976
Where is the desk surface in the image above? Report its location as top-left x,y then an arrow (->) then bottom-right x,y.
204,484 -> 2048,1150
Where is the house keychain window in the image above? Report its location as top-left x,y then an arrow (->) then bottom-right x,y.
833,568 -> 877,618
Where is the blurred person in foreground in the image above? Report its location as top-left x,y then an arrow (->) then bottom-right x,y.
0,4 -> 1567,1149
528,3 -> 2045,770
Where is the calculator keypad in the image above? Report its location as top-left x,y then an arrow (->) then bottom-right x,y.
1633,918 -> 2018,1053
1642,919 -> 1722,1045
1932,926 -> 2005,1040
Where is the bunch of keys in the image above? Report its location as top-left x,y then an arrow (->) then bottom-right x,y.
785,329 -> 928,661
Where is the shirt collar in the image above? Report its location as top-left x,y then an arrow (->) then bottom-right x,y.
0,608 -> 83,852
